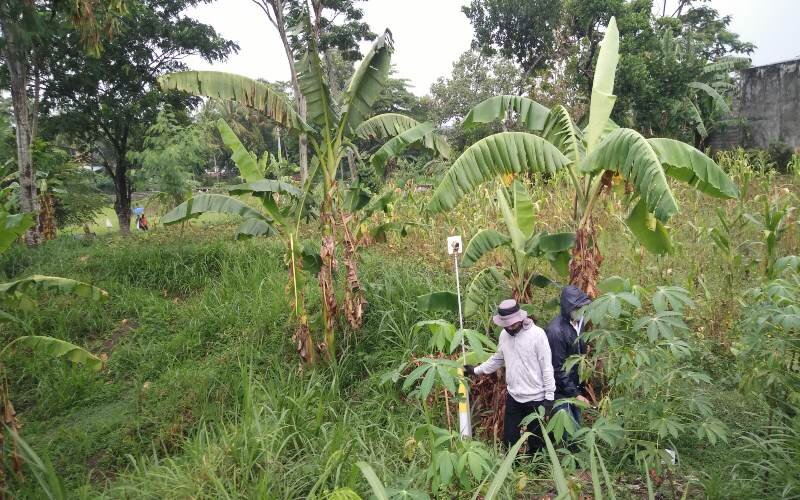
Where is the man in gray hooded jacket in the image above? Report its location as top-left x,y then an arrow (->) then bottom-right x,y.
464,299 -> 555,453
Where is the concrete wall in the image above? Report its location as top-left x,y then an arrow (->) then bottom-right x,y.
711,58 -> 800,151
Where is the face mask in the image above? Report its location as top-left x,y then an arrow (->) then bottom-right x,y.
506,322 -> 524,335
570,306 -> 586,323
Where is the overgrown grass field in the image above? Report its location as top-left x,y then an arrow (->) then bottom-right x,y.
2,166 -> 799,498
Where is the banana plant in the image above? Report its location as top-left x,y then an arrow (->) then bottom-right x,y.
159,29 -> 449,362
462,181 -> 574,312
338,184 -> 420,330
417,181 -> 574,321
0,211 -> 106,476
162,119 -> 324,364
426,17 -> 739,297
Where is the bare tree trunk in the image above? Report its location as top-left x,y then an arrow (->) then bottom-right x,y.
104,156 -> 132,234
114,163 -> 132,234
260,0 -> 309,184
1,13 -> 41,246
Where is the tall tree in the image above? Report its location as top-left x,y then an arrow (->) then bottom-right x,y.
42,0 -> 236,233
250,0 -> 375,184
461,0 -> 753,130
0,0 -> 125,245
462,0 -> 564,75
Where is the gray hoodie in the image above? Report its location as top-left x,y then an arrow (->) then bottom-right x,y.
474,318 -> 556,402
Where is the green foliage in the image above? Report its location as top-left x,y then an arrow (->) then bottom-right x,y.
583,280 -> 729,447
733,263 -> 800,414
768,141 -> 795,174
413,424 -> 495,493
129,108 -> 208,206
44,1 -> 237,229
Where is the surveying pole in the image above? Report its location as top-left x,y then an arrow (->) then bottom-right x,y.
447,236 -> 472,438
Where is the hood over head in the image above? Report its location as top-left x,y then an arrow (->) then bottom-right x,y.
560,285 -> 591,319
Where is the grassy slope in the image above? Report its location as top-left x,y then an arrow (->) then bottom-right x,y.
2,172 -> 799,498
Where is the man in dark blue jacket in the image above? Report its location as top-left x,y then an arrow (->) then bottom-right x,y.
545,285 -> 592,425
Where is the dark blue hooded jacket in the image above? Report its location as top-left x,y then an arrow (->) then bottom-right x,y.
545,286 -> 592,399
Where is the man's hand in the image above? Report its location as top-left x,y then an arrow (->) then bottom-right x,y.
543,399 -> 554,418
463,364 -> 475,377
576,395 -> 590,405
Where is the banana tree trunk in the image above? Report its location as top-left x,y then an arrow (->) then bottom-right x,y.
288,234 -> 315,365
318,185 -> 338,361
39,192 -> 56,241
1,375 -> 23,494
569,217 -> 603,299
340,214 -> 365,331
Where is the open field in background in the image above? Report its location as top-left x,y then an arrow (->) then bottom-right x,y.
2,164 -> 798,498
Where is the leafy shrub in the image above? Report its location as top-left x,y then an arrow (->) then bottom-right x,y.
768,141 -> 795,174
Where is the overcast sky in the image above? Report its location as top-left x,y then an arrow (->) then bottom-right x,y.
185,0 -> 798,96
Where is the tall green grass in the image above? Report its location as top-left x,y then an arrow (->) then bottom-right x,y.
2,165 -> 799,498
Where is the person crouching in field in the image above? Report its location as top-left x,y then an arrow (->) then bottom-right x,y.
545,285 -> 592,428
464,299 -> 555,454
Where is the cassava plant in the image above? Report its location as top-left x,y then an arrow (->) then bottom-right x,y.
159,29 -> 449,361
426,17 -> 739,297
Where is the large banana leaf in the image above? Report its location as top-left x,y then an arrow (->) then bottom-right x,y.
0,212 -> 34,254
416,291 -> 459,315
511,181 -> 535,238
229,179 -> 302,198
340,30 -> 394,135
428,132 -> 571,213
217,119 -> 264,183
538,232 -> 577,253
585,17 -> 619,152
158,71 -> 309,132
1,335 -> 102,370
542,105 -> 585,163
355,113 -> 420,139
356,113 -> 453,159
462,95 -> 550,132
0,275 -> 108,301
580,128 -> 678,222
497,186 -> 527,254
688,82 -> 731,114
461,229 -> 511,267
464,267 -> 508,318
161,194 -> 269,226
702,56 -> 750,75
296,46 -> 338,132
683,98 -> 708,138
626,199 -> 672,255
235,218 -> 277,238
648,138 -> 739,199
370,122 -> 436,177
